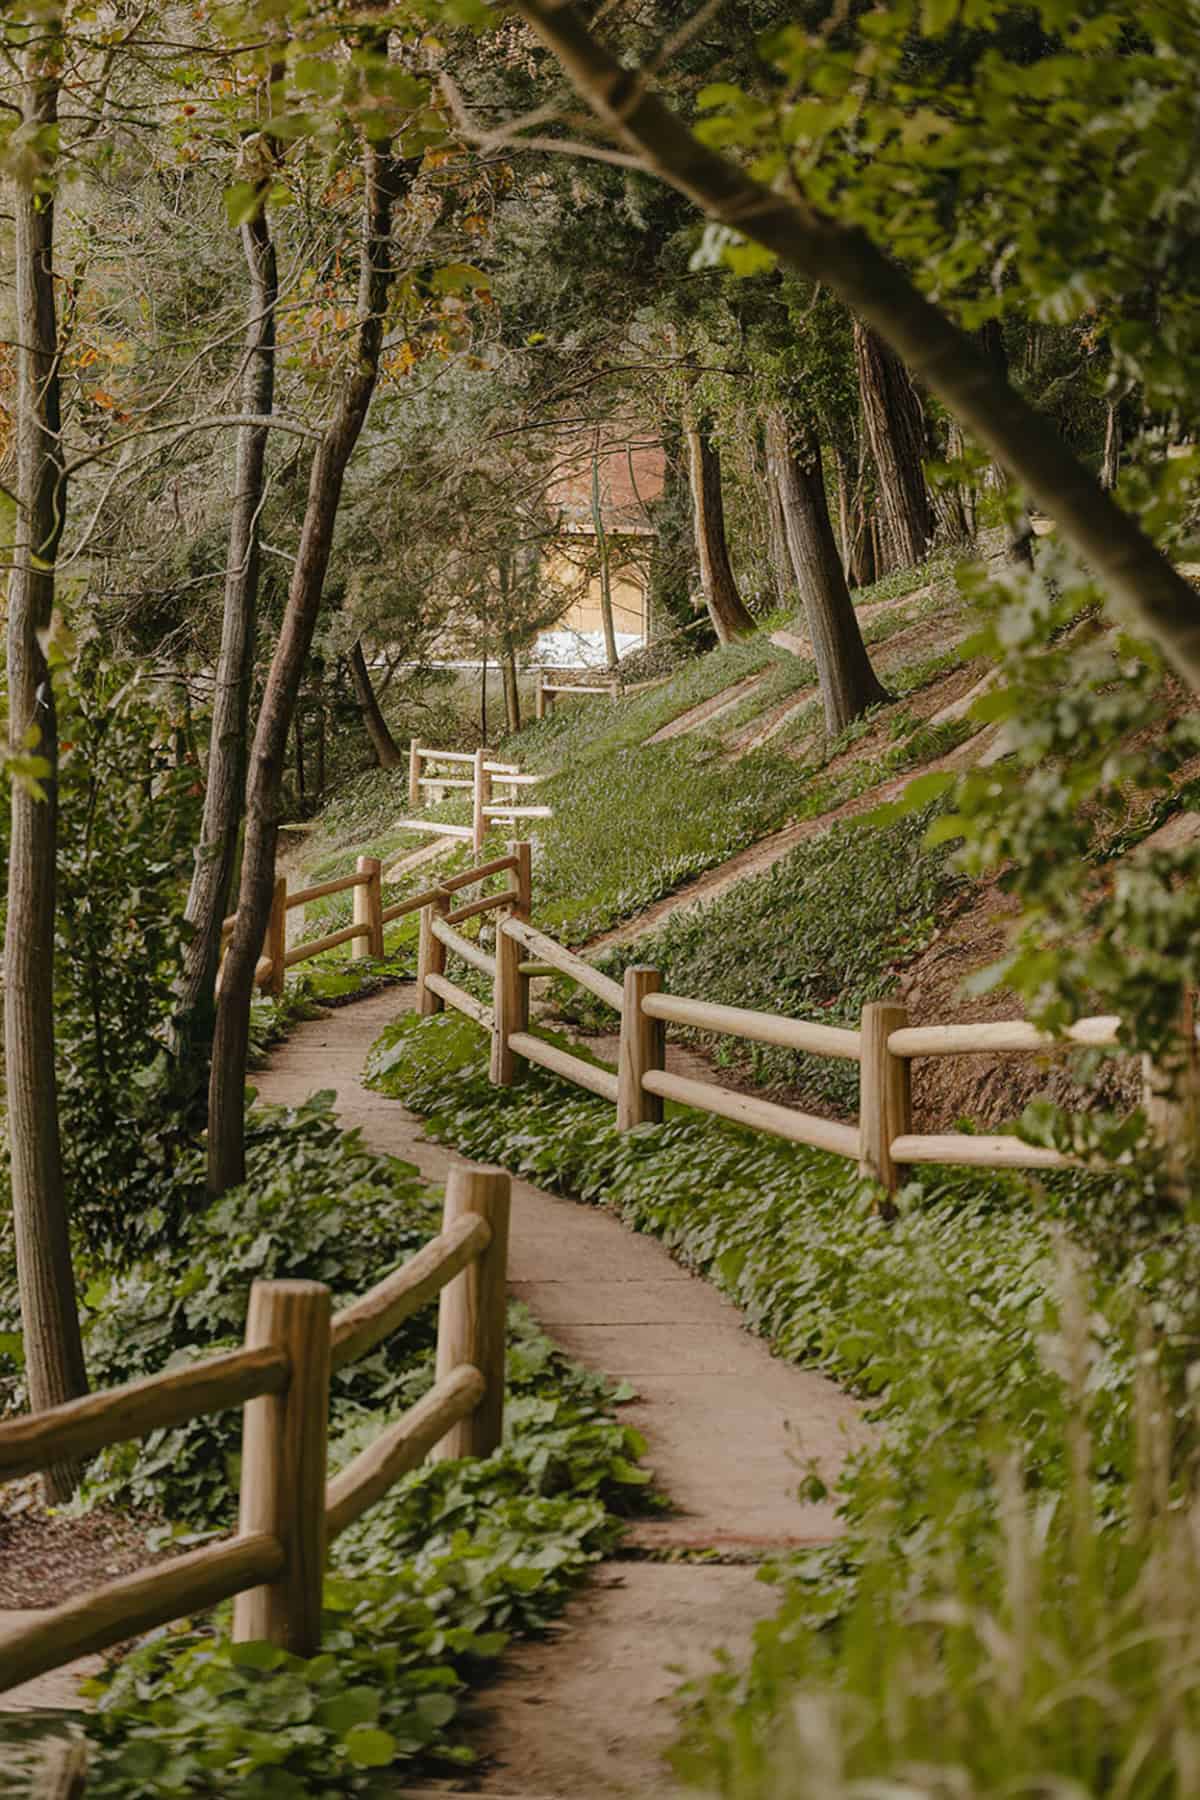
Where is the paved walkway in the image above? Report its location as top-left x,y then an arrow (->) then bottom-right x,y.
255,987 -> 864,1795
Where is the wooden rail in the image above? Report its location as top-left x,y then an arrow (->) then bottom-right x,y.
409,911 -> 1155,1194
535,669 -> 620,716
220,846 -> 529,997
0,1164 -> 512,1696
406,742 -> 553,853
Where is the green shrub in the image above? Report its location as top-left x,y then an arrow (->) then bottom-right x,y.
365,1012 -> 1200,1798
73,1096 -> 654,1793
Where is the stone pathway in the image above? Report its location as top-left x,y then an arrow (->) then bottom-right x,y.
255,987 -> 864,1795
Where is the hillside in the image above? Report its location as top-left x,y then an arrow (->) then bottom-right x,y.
295,542 -> 1190,1144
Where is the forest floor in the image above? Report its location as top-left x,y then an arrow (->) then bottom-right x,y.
253,986 -> 865,1797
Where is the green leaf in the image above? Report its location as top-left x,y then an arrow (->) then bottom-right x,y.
344,1725 -> 398,1768
430,263 -> 490,294
229,1640 -> 286,1671
315,1687 -> 381,1735
224,181 -> 263,228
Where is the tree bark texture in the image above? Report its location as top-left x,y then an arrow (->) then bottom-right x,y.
853,320 -> 935,573
765,410 -> 889,733
685,418 -> 756,642
509,0 -> 1200,695
349,639 -> 403,767
591,449 -> 619,668
175,210 -> 277,1096
765,443 -> 797,605
4,24 -> 88,1499
208,141 -> 409,1194
502,648 -> 521,734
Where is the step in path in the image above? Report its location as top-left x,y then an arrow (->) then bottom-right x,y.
253,987 -> 863,1796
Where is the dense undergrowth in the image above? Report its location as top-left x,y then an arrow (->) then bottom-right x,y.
568,804 -> 961,1113
3,1097 -> 653,1795
365,1009 -> 1200,1797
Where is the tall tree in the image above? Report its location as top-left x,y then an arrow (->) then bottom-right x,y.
209,136 -> 411,1193
349,639 -> 404,768
509,0 -> 1200,694
765,410 -> 889,733
174,201 -> 278,1094
4,8 -> 88,1499
853,321 -> 935,573
685,412 -> 756,642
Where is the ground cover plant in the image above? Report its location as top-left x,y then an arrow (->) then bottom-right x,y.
568,804 -> 962,1112
364,1007 -> 1200,1796
0,1095 -> 653,1795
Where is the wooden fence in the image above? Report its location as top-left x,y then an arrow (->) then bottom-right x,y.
534,669 -> 620,718
0,1163 -> 512,1695
401,745 -> 551,856
220,842 -> 530,999
414,912 -> 1168,1194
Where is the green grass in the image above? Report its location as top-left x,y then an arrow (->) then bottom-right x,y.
561,803 -> 961,1111
364,1009 -> 1196,1800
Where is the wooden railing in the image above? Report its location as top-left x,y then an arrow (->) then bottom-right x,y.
416,845 -> 532,1039
534,669 -> 621,718
413,913 -> 1169,1195
0,1163 -> 511,1694
404,744 -> 551,855
220,844 -> 530,999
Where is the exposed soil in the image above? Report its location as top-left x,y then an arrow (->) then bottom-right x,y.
0,1488 -> 168,1609
645,671 -> 773,745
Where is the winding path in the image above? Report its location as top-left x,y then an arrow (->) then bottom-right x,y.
255,986 -> 864,1796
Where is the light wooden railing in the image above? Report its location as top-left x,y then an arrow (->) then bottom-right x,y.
416,844 -> 532,1039
0,1163 -> 511,1695
220,844 -> 531,1000
404,744 -> 551,855
411,913 -> 1176,1195
534,668 -> 621,718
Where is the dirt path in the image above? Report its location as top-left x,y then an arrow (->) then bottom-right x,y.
254,988 -> 863,1796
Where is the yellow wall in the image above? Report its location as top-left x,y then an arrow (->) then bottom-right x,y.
542,544 -> 648,640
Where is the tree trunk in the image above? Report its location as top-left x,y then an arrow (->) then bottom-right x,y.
5,23 -> 88,1501
174,210 -> 277,1095
349,639 -> 404,767
853,320 -> 935,573
502,648 -> 521,733
765,410 -> 890,734
836,440 -> 876,588
208,140 -> 409,1195
591,448 -> 619,668
765,446 -> 796,606
980,320 -> 1034,565
1101,398 -> 1122,490
515,0 -> 1200,694
685,416 -> 755,642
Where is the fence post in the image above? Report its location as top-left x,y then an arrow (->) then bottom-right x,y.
353,855 -> 384,960
432,1164 -> 511,1461
417,889 -> 450,1015
535,669 -> 546,720
609,676 -> 621,702
859,1000 -> 911,1203
1143,989 -> 1198,1199
618,966 -> 665,1130
491,918 -> 529,1087
265,874 -> 287,998
509,838 -> 532,922
409,740 -> 421,811
472,748 -> 491,856
233,1279 -> 331,1655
